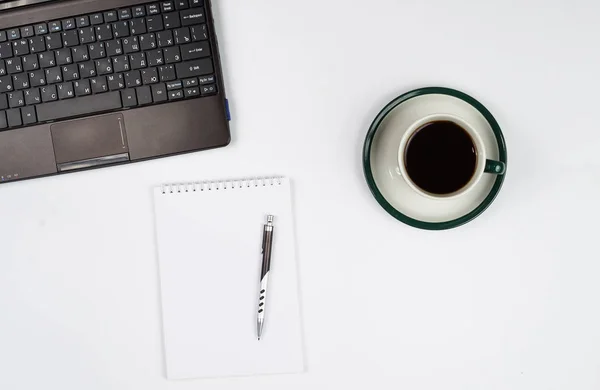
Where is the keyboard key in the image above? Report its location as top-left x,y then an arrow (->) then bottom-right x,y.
175,58 -> 212,78
24,88 -> 41,105
104,11 -> 118,23
62,30 -> 80,47
161,1 -> 175,12
5,58 -> 22,74
90,13 -> 104,25
8,29 -> 20,41
20,58 -> 38,75
57,82 -> 75,99
91,76 -> 108,93
77,16 -> 90,28
130,18 -> 147,35
129,53 -> 147,69
147,3 -> 160,15
45,33 -> 63,50
72,46 -> 90,62
147,16 -> 164,32
56,48 -> 73,65
95,25 -> 113,41
166,80 -> 182,90
41,85 -> 57,102
183,77 -> 197,87
12,73 -> 29,90
62,64 -> 79,81
106,40 -> 123,56
88,42 -> 106,59
142,67 -> 159,84
0,111 -> 7,129
133,6 -> 146,18
121,88 -> 137,107
190,0 -> 204,7
35,24 -> 48,35
184,86 -> 199,97
180,8 -> 205,26
119,9 -> 132,20
158,64 -> 176,81
201,84 -> 216,95
140,33 -> 157,50
8,91 -> 24,107
0,42 -> 13,59
163,46 -> 181,63
176,0 -> 189,10
125,70 -> 142,87
122,36 -> 140,53
29,36 -> 46,53
79,27 -> 96,44
0,60 -> 4,76
107,73 -> 125,90
168,89 -> 183,100
48,22 -> 62,33
157,31 -> 174,47
0,94 -> 7,109
174,27 -> 191,44
181,41 -> 209,60
112,55 -> 131,72
78,61 -> 96,78
190,24 -> 208,41
163,12 -> 181,29
29,70 -> 46,87
112,21 -> 130,38
6,108 -> 22,127
21,106 -> 37,125
12,39 -> 30,56
197,74 -> 214,84
20,26 -> 34,38
48,81 -> 67,102
96,58 -> 113,75
0,32 -> 7,43
136,85 -> 152,105
45,67 -> 62,84
62,19 -> 76,31
38,52 -> 56,68
74,79 -> 91,96
151,83 -> 167,102
37,91 -> 122,121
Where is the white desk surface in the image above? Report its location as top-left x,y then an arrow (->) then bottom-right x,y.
2,1 -> 600,389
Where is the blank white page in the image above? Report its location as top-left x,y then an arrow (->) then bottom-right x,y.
153,177 -> 304,380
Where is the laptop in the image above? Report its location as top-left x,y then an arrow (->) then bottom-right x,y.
0,0 -> 230,184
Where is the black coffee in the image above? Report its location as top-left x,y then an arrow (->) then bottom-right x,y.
404,121 -> 477,195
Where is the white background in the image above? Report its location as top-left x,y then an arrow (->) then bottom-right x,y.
1,0 -> 600,389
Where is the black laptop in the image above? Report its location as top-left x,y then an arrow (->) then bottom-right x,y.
0,0 -> 230,183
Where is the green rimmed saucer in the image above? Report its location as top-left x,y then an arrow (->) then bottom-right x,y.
363,87 -> 508,230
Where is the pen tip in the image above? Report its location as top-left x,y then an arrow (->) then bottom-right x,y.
258,337 -> 260,341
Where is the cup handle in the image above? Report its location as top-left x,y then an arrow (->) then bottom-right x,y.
484,159 -> 506,175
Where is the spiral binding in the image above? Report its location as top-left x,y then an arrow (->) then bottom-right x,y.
160,177 -> 284,194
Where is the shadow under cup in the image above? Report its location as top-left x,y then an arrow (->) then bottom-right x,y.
399,115 -> 506,199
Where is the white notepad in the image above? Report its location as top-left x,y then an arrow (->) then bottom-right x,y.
153,177 -> 304,380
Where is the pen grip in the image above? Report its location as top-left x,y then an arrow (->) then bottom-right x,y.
261,229 -> 273,279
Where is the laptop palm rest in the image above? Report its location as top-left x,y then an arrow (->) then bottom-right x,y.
51,113 -> 130,172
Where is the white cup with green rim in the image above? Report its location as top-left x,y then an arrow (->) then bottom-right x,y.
397,113 -> 506,200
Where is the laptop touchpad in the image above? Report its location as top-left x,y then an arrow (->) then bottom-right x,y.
51,114 -> 130,172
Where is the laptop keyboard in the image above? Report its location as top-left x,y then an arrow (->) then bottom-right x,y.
0,0 -> 217,130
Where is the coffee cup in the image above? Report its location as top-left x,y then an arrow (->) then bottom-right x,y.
397,113 -> 505,200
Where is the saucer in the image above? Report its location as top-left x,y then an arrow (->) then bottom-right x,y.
363,87 -> 507,230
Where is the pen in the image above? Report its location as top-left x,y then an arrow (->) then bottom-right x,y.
257,215 -> 274,340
